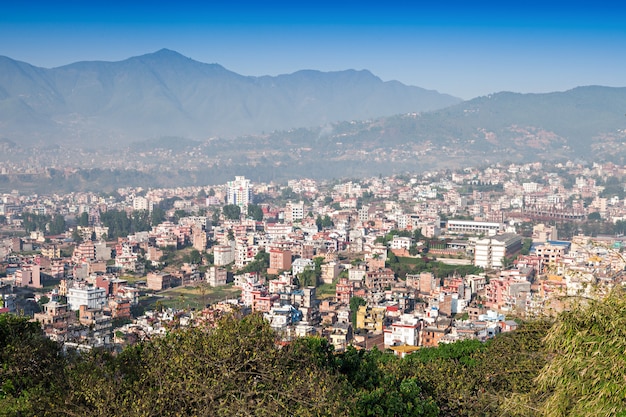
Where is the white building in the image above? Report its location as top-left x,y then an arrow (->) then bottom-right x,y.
285,201 -> 305,223
227,176 -> 253,208
391,236 -> 413,250
213,244 -> 235,266
292,258 -> 315,275
384,314 -> 421,347
133,196 -> 153,212
474,234 -> 523,269
67,286 -> 106,311
447,220 -> 502,236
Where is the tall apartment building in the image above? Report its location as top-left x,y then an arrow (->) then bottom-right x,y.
284,201 -> 305,223
133,196 -> 153,212
227,176 -> 252,208
207,266 -> 228,287
474,233 -> 523,269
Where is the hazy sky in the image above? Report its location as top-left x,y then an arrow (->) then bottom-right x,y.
2,1 -> 625,99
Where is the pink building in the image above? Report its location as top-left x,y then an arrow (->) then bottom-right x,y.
268,249 -> 292,275
16,264 -> 41,288
335,277 -> 353,305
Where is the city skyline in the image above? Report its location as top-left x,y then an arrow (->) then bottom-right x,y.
2,1 -> 626,99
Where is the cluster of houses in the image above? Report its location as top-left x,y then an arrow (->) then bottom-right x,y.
1,160 -> 626,353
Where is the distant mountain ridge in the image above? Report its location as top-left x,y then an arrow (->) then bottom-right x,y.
0,49 -> 462,146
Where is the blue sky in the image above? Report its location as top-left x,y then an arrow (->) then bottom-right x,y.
2,1 -> 625,99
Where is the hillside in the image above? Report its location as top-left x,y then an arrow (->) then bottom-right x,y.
0,49 -> 461,147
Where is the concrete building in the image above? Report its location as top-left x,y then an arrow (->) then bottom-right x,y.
16,264 -> 41,288
356,305 -> 386,331
292,258 -> 315,275
268,249 -> 292,275
213,244 -> 235,266
284,201 -> 305,223
207,266 -> 228,287
384,314 -> 421,347
67,285 -> 106,311
474,234 -> 523,269
146,273 -> 174,291
227,176 -> 252,208
447,220 -> 502,236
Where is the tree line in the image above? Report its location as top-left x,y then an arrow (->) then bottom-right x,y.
2,288 -> 626,416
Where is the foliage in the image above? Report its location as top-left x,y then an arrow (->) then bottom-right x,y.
77,211 -> 89,227
247,204 -> 264,221
240,249 -> 270,274
0,314 -> 66,416
49,214 -> 67,235
520,238 -> 532,256
386,255 -> 483,280
222,204 -> 241,220
533,288 -> 626,417
316,214 -> 334,231
100,209 -> 153,239
349,296 -> 366,327
182,249 -> 202,265
8,292 -> 626,417
61,314 -> 351,416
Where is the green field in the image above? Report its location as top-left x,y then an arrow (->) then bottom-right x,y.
141,284 -> 241,311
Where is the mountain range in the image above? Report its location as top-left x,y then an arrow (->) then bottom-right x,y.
1,49 -> 626,192
0,49 -> 461,146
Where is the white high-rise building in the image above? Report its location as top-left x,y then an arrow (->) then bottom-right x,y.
227,176 -> 252,208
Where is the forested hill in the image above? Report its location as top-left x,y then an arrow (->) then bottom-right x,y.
2,288 -> 626,416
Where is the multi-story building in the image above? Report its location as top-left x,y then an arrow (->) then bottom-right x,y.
73,242 -> 96,263
447,220 -> 502,236
191,225 -> 207,251
335,277 -> 353,305
268,249 -> 292,275
384,314 -> 421,347
213,244 -> 235,266
133,196 -> 152,212
364,268 -> 395,291
474,233 -> 523,269
320,261 -> 339,284
284,201 -> 305,223
227,176 -> 252,208
67,285 -> 106,311
16,264 -> 41,288
146,273 -> 174,291
356,305 -> 386,331
207,266 -> 228,287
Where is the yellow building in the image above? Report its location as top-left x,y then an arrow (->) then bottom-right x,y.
356,305 -> 386,332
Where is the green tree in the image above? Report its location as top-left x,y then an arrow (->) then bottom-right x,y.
222,204 -> 241,220
587,211 -> 602,221
62,314 -> 351,416
349,296 -> 367,327
78,211 -> 89,227
0,314 -> 66,415
247,204 -> 264,221
150,206 -> 166,226
48,214 -> 66,235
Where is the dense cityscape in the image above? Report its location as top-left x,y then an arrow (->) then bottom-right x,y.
1,158 -> 624,345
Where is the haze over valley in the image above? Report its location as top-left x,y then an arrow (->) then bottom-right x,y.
1,51 -> 626,192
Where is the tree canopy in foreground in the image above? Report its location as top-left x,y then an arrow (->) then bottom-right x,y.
2,288 -> 626,416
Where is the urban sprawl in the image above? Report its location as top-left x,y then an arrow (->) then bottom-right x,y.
2,160 -> 625,354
